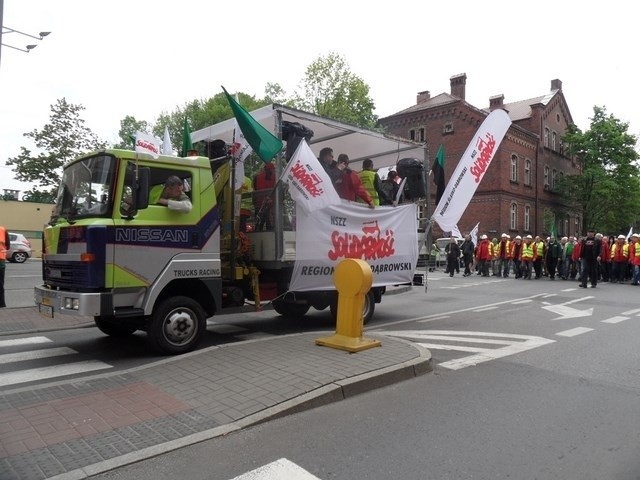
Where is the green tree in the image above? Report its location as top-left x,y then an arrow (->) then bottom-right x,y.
114,115 -> 150,149
295,52 -> 377,128
7,98 -> 106,193
22,190 -> 56,203
560,106 -> 640,233
1,193 -> 18,201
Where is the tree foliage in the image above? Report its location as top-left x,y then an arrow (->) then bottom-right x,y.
114,115 -> 150,149
295,52 -> 377,128
21,190 -> 56,203
560,106 -> 640,233
7,98 -> 106,194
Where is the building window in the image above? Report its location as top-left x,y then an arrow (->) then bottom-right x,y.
524,159 -> 531,186
544,128 -> 550,148
575,217 -> 580,236
556,113 -> 560,123
418,128 -> 425,142
564,219 -> 569,236
544,166 -> 550,188
552,132 -> 557,151
552,169 -> 557,189
510,154 -> 518,182
443,122 -> 454,134
524,205 -> 531,232
510,203 -> 518,230
409,129 -> 415,141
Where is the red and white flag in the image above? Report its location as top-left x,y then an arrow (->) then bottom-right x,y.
135,131 -> 160,159
280,139 -> 340,213
433,109 -> 511,232
231,120 -> 252,191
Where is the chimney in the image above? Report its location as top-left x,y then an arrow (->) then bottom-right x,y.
489,94 -> 504,110
416,90 -> 431,104
450,73 -> 467,100
551,79 -> 562,91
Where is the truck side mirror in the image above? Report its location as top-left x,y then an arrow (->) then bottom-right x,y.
136,167 -> 150,210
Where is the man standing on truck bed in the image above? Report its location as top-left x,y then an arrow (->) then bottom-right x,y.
157,175 -> 193,213
319,147 -> 341,185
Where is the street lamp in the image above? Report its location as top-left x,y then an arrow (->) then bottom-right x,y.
1,26 -> 51,55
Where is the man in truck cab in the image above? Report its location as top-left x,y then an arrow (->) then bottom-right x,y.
156,175 -> 192,213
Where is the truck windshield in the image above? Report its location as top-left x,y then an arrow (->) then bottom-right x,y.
54,154 -> 116,220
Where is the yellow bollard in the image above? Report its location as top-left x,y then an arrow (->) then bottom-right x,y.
315,258 -> 381,352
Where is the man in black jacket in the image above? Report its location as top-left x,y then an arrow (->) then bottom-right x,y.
579,229 -> 602,288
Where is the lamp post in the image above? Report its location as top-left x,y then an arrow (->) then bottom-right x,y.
0,0 -> 51,67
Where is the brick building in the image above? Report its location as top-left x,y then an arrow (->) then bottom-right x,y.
379,74 -> 582,239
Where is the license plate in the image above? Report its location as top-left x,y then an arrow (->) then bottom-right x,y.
38,303 -> 54,318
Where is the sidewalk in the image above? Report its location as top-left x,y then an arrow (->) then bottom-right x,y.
0,292 -> 431,480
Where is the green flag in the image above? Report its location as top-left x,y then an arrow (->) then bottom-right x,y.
222,86 -> 283,162
181,116 -> 193,157
551,223 -> 558,239
432,144 -> 446,204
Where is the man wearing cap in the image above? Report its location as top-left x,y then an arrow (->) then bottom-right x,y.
610,234 -> 629,283
510,235 -> 523,278
521,235 -> 534,279
545,236 -> 563,280
496,233 -> 512,278
475,234 -> 491,277
629,233 -> 640,286
579,229 -> 602,288
157,175 -> 192,213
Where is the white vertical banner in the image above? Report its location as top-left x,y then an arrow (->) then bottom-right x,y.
470,222 -> 480,247
232,120 -> 252,191
135,131 -> 161,159
162,126 -> 173,155
289,201 -> 418,291
433,109 -> 512,232
280,139 -> 340,214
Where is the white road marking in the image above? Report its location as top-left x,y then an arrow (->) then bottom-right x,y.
417,315 -> 450,323
542,294 -> 558,298
543,296 -> 594,320
0,336 -> 53,348
601,316 -> 629,324
0,347 -> 76,365
381,330 -> 555,370
0,361 -> 113,387
556,327 -> 594,337
512,299 -> 533,304
561,288 -> 577,292
621,308 -> 640,315
473,306 -> 498,312
229,458 -> 321,480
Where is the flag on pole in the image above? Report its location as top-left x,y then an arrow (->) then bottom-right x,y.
232,120 -> 252,191
180,117 -> 193,157
627,226 -> 633,241
162,126 -> 173,155
395,177 -> 407,205
134,131 -> 160,159
432,144 -> 446,204
222,86 -> 283,162
550,223 -> 558,239
470,222 -> 479,247
280,139 -> 340,213
433,109 -> 512,233
451,224 -> 462,239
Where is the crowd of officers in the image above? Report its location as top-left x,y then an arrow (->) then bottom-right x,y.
444,229 -> 640,288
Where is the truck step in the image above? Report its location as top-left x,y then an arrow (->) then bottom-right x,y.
114,308 -> 146,318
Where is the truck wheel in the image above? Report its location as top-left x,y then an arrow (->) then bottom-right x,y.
94,316 -> 138,337
147,297 -> 206,355
272,299 -> 310,318
330,290 -> 375,325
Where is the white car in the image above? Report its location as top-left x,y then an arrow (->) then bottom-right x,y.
8,233 -> 32,263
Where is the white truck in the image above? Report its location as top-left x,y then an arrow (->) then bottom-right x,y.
34,104 -> 427,354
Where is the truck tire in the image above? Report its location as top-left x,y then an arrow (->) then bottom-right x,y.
147,297 -> 206,355
94,316 -> 138,337
330,290 -> 375,325
272,299 -> 310,318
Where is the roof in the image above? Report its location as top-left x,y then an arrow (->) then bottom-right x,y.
485,90 -> 560,122
386,93 -> 459,117
191,104 -> 426,170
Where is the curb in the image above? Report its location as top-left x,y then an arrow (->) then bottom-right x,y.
45,339 -> 432,480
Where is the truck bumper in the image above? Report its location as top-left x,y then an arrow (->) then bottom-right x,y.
35,286 -> 107,317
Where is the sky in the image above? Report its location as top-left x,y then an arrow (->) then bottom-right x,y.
1,0 -> 638,195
